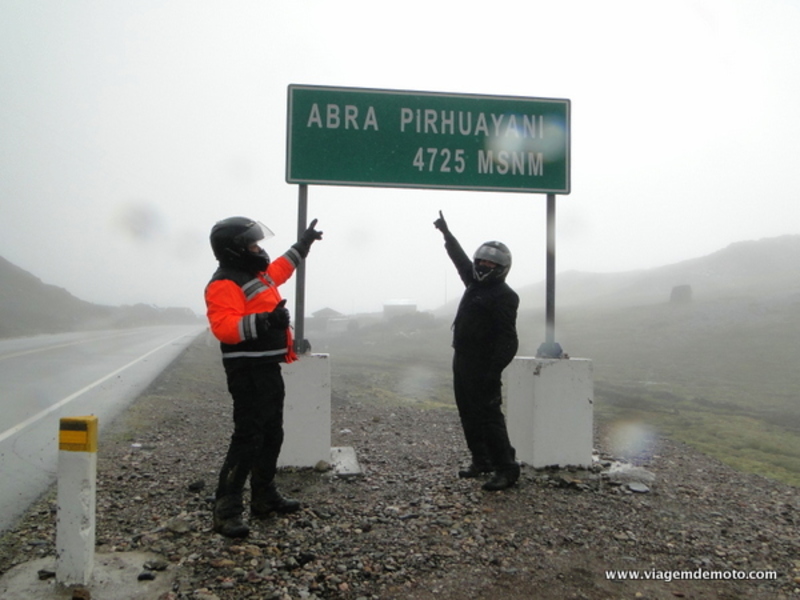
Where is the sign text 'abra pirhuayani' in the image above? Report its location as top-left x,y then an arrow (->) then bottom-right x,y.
286,85 -> 570,194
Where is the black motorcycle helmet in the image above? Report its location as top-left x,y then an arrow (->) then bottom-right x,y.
210,216 -> 274,273
472,241 -> 512,284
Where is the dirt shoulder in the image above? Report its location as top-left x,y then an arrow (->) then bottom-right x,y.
1,332 -> 797,599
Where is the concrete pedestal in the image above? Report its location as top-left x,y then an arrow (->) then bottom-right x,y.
505,357 -> 593,468
278,353 -> 332,468
55,451 -> 96,586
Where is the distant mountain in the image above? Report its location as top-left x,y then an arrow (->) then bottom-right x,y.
0,256 -> 202,338
521,234 -> 800,311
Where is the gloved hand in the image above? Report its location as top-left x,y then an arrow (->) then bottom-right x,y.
433,210 -> 449,235
301,218 -> 323,246
267,299 -> 290,329
256,299 -> 290,335
256,300 -> 289,337
295,218 -> 323,258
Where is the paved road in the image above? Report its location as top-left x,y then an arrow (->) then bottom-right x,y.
0,326 -> 204,533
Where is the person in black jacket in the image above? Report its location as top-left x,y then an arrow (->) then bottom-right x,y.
434,211 -> 521,491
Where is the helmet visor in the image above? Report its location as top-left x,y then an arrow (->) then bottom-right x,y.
234,220 -> 274,247
473,243 -> 511,267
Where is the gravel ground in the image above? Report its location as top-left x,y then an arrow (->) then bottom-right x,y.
1,332 -> 798,599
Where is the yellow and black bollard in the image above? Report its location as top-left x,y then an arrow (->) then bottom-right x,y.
55,416 -> 98,587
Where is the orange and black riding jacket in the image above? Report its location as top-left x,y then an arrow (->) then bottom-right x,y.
205,249 -> 300,363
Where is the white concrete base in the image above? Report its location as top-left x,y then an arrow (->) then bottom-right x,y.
55,451 -> 96,586
278,353 -> 332,468
505,357 -> 594,468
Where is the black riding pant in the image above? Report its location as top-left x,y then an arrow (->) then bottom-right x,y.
215,360 -> 285,518
452,352 -> 516,471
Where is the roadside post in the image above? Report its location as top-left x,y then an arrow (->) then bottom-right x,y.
284,84 -> 590,470
55,415 -> 98,587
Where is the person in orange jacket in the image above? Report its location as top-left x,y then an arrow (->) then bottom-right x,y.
205,215 -> 322,537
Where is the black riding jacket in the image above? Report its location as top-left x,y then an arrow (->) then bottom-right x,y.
443,231 -> 519,377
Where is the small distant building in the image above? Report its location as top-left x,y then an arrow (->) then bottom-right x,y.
383,299 -> 417,319
313,307 -> 344,320
306,307 -> 345,331
670,285 -> 693,304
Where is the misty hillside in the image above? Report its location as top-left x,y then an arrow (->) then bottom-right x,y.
0,256 -> 202,338
518,234 -> 800,310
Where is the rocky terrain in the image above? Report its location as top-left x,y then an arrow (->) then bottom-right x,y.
0,334 -> 798,599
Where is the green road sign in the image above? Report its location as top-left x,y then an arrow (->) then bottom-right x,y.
286,85 -> 570,194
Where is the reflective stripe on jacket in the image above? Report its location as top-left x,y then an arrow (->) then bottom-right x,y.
205,249 -> 301,363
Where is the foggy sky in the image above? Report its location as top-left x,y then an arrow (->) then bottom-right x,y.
2,1 -> 800,316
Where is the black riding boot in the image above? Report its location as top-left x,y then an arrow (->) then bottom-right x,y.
458,461 -> 493,478
251,482 -> 301,518
213,495 -> 250,537
482,462 -> 521,491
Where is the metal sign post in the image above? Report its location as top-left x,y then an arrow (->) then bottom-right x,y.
294,184 -> 309,354
536,193 -> 564,358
